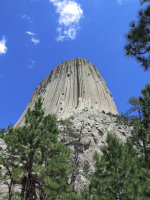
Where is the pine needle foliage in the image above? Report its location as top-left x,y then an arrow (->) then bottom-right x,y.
130,84 -> 150,199
87,134 -> 140,200
0,98 -> 79,200
125,0 -> 150,70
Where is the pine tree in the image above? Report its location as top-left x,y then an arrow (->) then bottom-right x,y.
0,127 -> 24,200
115,84 -> 150,199
130,84 -> 150,199
125,0 -> 150,70
128,97 -> 142,119
0,98 -> 79,200
87,134 -> 140,200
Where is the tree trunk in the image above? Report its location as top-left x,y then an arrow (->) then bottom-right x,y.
71,123 -> 84,191
39,179 -> 45,200
143,139 -> 148,163
21,176 -> 27,197
8,180 -> 14,200
24,151 -> 37,200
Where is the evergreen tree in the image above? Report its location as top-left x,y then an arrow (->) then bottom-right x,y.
130,89 -> 150,164
115,84 -> 150,199
0,127 -> 23,200
130,84 -> 150,199
125,0 -> 150,70
87,134 -> 140,200
128,97 -> 142,119
127,84 -> 150,164
0,98 -> 78,200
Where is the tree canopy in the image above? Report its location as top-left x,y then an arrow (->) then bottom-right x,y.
82,83 -> 150,200
125,0 -> 150,70
87,134 -> 140,200
0,98 -> 78,200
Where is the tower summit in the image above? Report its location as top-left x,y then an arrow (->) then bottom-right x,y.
15,58 -> 118,127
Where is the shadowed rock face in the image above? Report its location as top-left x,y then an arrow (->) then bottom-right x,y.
15,58 -> 118,127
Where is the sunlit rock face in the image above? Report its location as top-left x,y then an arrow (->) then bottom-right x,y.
15,58 -> 118,127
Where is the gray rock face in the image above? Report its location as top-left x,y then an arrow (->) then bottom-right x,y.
15,58 -> 118,127
59,108 -> 132,191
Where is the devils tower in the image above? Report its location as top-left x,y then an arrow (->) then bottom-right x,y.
15,58 -> 118,127
0,58 -> 131,194
13,58 -> 131,191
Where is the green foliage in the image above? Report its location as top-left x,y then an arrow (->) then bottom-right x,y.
130,84 -> 150,163
86,84 -> 150,200
125,1 -> 150,70
0,126 -> 24,200
139,83 -> 150,126
116,112 -> 131,125
87,134 -> 140,200
0,128 -> 5,135
0,98 -> 78,199
140,0 -> 150,4
0,85 -> 150,199
106,112 -> 117,117
83,160 -> 90,175
106,112 -> 112,116
59,119 -> 78,138
116,97 -> 142,125
128,97 -> 142,118
129,84 -> 150,199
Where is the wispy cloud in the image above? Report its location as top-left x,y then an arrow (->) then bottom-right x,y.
26,31 -> 34,36
0,36 -> 7,55
31,37 -> 40,45
26,31 -> 40,45
27,60 -> 35,70
22,14 -> 33,23
49,0 -> 83,41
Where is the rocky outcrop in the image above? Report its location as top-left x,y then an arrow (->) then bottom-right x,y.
0,139 -> 7,197
15,58 -> 118,127
59,108 -> 131,191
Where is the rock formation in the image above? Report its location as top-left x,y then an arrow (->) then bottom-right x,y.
59,107 -> 131,191
15,58 -> 118,127
1,58 -> 131,195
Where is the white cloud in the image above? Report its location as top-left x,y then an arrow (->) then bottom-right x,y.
26,31 -> 40,45
0,36 -> 7,55
49,0 -> 83,41
26,31 -> 34,36
31,37 -> 40,45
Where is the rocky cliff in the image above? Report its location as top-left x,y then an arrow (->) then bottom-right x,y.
58,107 -> 131,191
15,58 -> 118,127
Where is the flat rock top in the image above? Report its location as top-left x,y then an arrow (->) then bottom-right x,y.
15,58 -> 118,127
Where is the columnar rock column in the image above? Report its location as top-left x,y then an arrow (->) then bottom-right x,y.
15,58 -> 118,127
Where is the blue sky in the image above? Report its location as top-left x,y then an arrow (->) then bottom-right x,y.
0,0 -> 149,128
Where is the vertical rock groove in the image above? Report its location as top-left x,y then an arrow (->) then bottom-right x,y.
76,59 -> 80,106
15,58 -> 118,127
